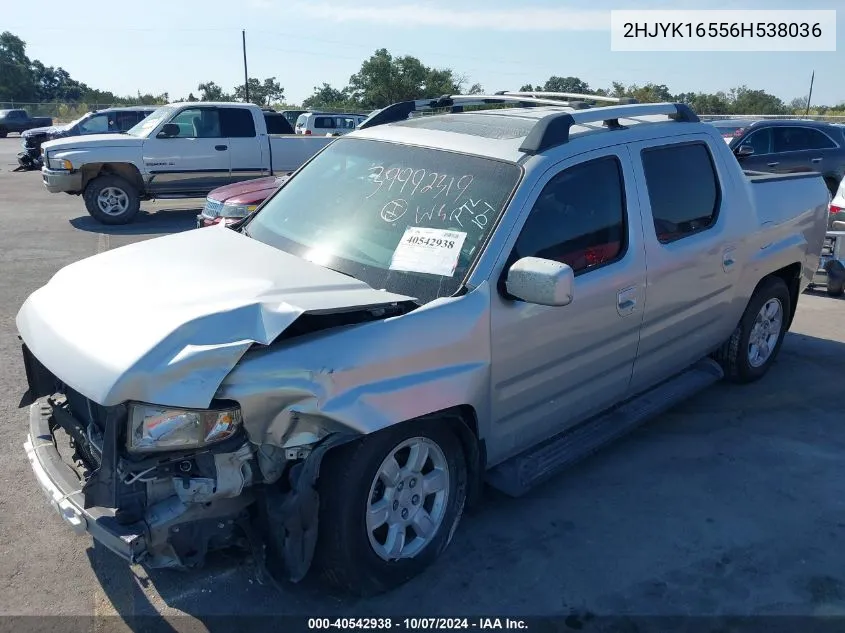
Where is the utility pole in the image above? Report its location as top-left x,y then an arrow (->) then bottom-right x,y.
242,30 -> 250,103
805,70 -> 814,116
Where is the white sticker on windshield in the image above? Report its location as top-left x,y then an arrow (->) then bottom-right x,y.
389,227 -> 468,277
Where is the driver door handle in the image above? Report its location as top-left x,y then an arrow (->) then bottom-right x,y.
215,144 -> 228,151
810,157 -> 822,164
767,162 -> 779,167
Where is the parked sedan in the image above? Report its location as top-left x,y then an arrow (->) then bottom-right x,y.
197,175 -> 289,227
729,119 -> 845,196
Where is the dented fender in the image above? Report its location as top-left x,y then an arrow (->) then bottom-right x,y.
218,282 -> 493,454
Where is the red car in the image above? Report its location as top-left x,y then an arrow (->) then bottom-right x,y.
196,175 -> 289,228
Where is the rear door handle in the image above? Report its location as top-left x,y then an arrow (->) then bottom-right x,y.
810,157 -> 822,164
617,287 -> 638,316
767,162 -> 779,167
215,144 -> 228,151
723,247 -> 737,272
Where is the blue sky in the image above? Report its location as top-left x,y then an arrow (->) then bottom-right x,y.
4,0 -> 843,106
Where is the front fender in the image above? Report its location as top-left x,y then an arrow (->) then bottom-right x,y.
218,282 -> 493,451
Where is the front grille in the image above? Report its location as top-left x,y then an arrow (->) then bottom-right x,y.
202,199 -> 224,218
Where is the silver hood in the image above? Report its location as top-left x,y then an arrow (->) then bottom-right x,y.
16,227 -> 416,409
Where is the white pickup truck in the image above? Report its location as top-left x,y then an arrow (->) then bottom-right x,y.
40,102 -> 336,225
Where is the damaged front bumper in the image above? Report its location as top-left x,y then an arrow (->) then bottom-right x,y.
24,395 -> 256,570
24,399 -> 147,563
23,393 -> 346,583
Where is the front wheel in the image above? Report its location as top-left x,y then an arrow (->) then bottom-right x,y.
312,419 -> 467,596
713,276 -> 791,383
0,128 -> 8,138
83,175 -> 140,225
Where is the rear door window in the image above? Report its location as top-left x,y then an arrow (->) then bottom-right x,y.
264,113 -> 294,135
804,128 -> 837,150
221,108 -> 257,137
773,126 -> 836,152
641,142 -> 721,243
114,111 -> 141,131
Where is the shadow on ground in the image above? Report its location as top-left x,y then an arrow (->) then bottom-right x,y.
69,208 -> 201,236
803,287 -> 845,302
90,331 -> 845,628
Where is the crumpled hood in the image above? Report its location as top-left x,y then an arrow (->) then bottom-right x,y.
23,125 -> 66,138
16,227 -> 416,409
42,133 -> 140,152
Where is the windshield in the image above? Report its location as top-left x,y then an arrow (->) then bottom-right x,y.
125,106 -> 175,137
245,137 -> 522,304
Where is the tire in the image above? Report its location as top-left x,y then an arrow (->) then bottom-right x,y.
0,128 -> 8,138
83,175 -> 140,225
312,419 -> 468,596
826,260 -> 845,297
712,276 -> 791,384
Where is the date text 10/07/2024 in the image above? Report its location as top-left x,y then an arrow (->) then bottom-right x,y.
307,617 -> 529,630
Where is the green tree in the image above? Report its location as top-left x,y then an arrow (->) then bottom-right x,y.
728,85 -> 787,115
542,76 -> 590,94
676,91 -> 730,115
0,31 -> 36,101
347,48 -> 463,108
467,83 -> 484,95
234,77 -> 285,107
197,81 -> 231,102
302,83 -> 353,109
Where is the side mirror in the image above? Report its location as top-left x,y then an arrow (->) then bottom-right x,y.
157,123 -> 180,138
505,257 -> 574,307
735,144 -> 755,158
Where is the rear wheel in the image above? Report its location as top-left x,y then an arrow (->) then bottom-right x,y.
0,128 -> 8,138
83,175 -> 140,225
713,276 -> 791,383
313,419 -> 467,596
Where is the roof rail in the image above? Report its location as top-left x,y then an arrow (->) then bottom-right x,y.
496,90 -> 638,105
357,92 -> 607,130
519,102 -> 700,154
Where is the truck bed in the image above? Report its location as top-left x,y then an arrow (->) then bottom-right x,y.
743,169 -> 830,288
268,134 -> 335,174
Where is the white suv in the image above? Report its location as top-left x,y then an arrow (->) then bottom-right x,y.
294,112 -> 368,136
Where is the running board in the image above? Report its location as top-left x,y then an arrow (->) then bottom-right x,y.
486,358 -> 724,497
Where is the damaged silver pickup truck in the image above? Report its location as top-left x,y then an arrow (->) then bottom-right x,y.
19,93 -> 830,596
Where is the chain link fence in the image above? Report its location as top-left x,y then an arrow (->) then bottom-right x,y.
4,102 -> 844,125
0,102 -> 372,124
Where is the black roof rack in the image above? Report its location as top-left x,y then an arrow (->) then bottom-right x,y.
519,103 -> 700,154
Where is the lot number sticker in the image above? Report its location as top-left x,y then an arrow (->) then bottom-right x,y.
389,227 -> 468,277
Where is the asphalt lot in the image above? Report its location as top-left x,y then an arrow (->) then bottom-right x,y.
1,135 -> 845,629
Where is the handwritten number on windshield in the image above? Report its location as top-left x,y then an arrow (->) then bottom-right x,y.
410,169 -> 427,196
371,166 -> 473,202
366,165 -> 385,199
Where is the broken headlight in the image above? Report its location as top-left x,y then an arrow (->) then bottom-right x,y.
127,403 -> 242,453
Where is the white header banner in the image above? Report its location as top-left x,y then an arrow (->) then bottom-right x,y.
610,10 -> 837,52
